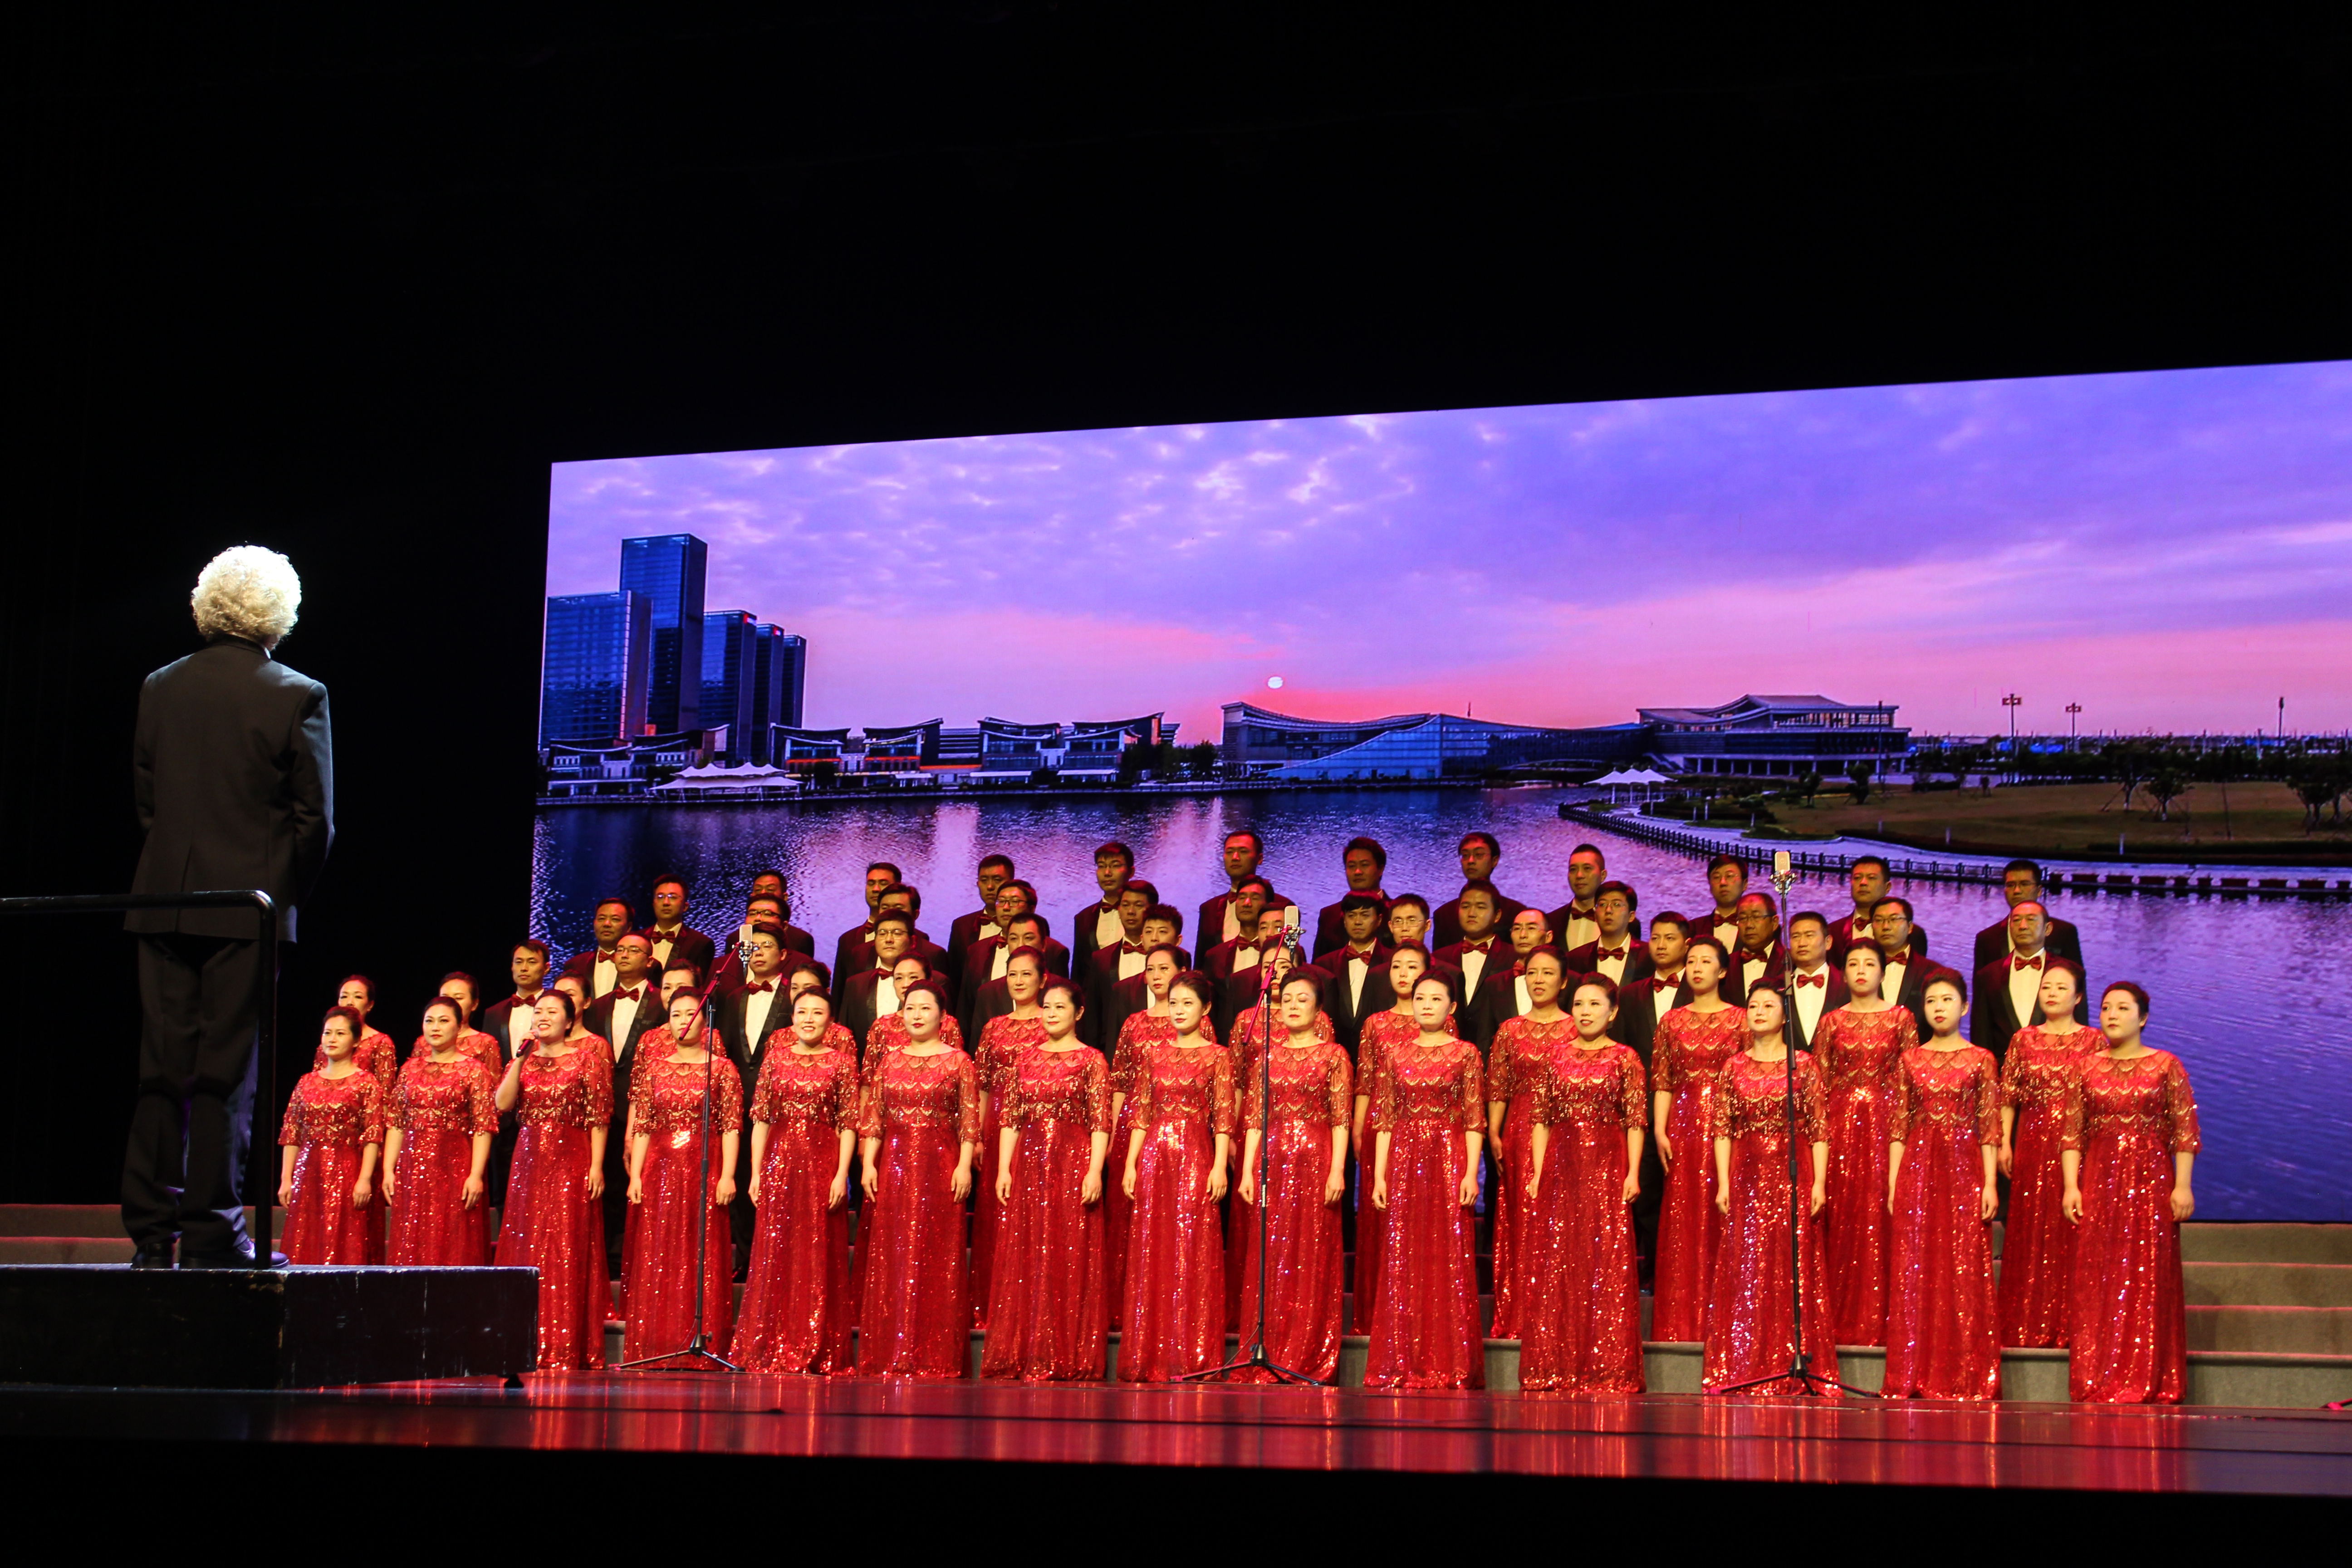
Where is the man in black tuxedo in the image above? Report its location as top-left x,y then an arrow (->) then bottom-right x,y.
1202,878 -> 1275,983
1547,842 -> 1610,954
1464,907 -> 1555,1052
1870,897 -> 1959,1039
717,925 -> 796,1273
1972,859 -> 2086,974
560,898 -> 636,997
123,548 -> 333,1269
1198,831 -> 1295,948
643,876 -> 720,993
1313,892 -> 1392,1051
1431,832 -> 1526,949
945,853 -> 1017,988
1970,901 -> 2083,1061
479,940 -> 554,1065
841,883 -> 946,980
1565,881 -> 1654,991
1384,892 -> 1434,955
1311,837 -> 1391,957
1610,913 -> 1690,1065
831,861 -> 903,983
1068,840 -> 1137,974
1827,856 -> 1930,961
1433,881 -> 1505,1002
1698,853 -> 1747,956
1725,892 -> 1785,1005
1783,911 -> 1850,1049
965,912 -> 1051,1042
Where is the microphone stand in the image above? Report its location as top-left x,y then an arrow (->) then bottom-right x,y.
1712,858 -> 1872,1399
1184,924 -> 1322,1386
615,939 -> 749,1373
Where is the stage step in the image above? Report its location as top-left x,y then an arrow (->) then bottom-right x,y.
2182,1225 -> 2352,1264
2184,1262 -> 2352,1307
2189,1305 -> 2352,1354
0,1238 -> 133,1265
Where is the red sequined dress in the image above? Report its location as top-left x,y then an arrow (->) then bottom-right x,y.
982,1044 -> 1113,1381
856,1048 -> 981,1377
318,1029 -> 400,1259
971,1014 -> 1047,1328
1352,1008 -> 1449,1340
1362,1036 -> 1485,1391
1882,1045 -> 2001,1399
1814,1004 -> 1918,1346
863,1013 -> 963,1068
622,1054 -> 743,1363
412,1029 -> 506,1080
1702,1051 -> 1838,1396
1119,1039 -> 1234,1381
1107,1011 -> 1172,1328
2066,1051 -> 2201,1404
496,1046 -> 613,1371
388,1055 -> 497,1266
1517,1038 -> 1647,1394
1998,1023 -> 2102,1346
1650,1004 -> 1744,1341
278,1068 -> 385,1266
733,1044 -> 860,1374
1235,1037 -> 1352,1383
1486,1014 -> 1571,1340
1225,1004 -> 1333,1329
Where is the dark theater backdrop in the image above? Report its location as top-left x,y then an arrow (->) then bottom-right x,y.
6,13 -> 2350,1217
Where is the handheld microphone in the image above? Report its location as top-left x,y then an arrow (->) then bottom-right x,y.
1774,849 -> 1792,879
1282,902 -> 1302,954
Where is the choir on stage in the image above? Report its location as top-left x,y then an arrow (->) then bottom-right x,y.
274,836 -> 2203,1403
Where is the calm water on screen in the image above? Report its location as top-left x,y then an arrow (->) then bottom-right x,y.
535,789 -> 2352,1221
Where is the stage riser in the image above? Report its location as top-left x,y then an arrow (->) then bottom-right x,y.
0,1265 -> 536,1388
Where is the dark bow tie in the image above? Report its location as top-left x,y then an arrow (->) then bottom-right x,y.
743,981 -> 774,994
611,987 -> 641,1002
1654,975 -> 1681,993
1119,941 -> 1146,955
1461,939 -> 1493,954
1795,972 -> 1827,989
1594,946 -> 1626,962
2014,953 -> 2044,971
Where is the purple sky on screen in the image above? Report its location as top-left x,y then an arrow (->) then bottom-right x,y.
548,361 -> 2352,736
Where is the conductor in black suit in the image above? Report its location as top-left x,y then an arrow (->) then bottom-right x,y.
123,548 -> 333,1269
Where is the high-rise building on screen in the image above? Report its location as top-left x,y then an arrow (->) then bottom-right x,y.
753,626 -> 807,736
701,609 -> 758,760
540,590 -> 650,745
620,534 -> 707,733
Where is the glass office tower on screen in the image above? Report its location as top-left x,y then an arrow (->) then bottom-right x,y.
701,609 -> 758,760
540,590 -> 651,745
620,533 -> 707,733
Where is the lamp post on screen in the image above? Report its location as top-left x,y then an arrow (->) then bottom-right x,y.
2002,693 -> 2022,782
2066,702 -> 2082,754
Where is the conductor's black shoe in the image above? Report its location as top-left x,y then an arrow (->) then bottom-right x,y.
182,1244 -> 289,1269
128,1240 -> 176,1269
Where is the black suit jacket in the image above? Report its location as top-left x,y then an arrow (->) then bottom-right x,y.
1828,912 -> 1930,961
642,926 -> 719,990
1313,946 -> 1391,1052
583,985 -> 667,1112
128,635 -> 334,940
1464,968 -> 1528,1054
1610,974 -> 1692,1067
1098,972 -> 1156,1061
1068,898 -> 1128,974
475,994 -> 547,1068
1085,941 -> 1191,1044
1782,968 -> 1852,1049
1972,916 -> 2084,976
946,908 -> 1002,986
714,981 -> 795,1098
1431,889 -> 1526,951
1970,953 -> 2089,1058
1564,938 -> 1657,990
1721,942 -> 1787,1007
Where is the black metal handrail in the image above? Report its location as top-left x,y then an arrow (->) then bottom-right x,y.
0,890 -> 277,1259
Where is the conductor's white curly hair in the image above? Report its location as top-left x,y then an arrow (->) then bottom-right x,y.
191,545 -> 303,646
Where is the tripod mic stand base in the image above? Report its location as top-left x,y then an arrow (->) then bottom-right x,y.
1710,1355 -> 1877,1400
1178,1344 -> 1324,1387
613,1333 -> 741,1373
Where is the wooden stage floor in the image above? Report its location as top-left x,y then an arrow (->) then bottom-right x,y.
4,1372 -> 2347,1508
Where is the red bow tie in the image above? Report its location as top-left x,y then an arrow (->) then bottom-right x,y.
2014,953 -> 2044,972
1119,941 -> 1146,955
649,929 -> 679,941
595,950 -> 618,961
1511,960 -> 1527,976
1462,939 -> 1493,954
1595,946 -> 1626,961
1655,975 -> 1681,993
514,992 -> 540,1005
744,981 -> 773,994
612,987 -> 641,1001
1795,972 -> 1826,989
1348,946 -> 1377,959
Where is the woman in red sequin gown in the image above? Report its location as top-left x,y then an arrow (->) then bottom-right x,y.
858,980 -> 980,1377
327,976 -> 400,1258
735,990 -> 860,1374
1519,976 -> 1646,1394
1814,938 -> 1919,1346
1225,945 -> 1331,1330
862,956 -> 965,1066
1650,938 -> 1744,1342
972,946 -> 1048,1328
551,974 -> 614,1063
1704,985 -> 1838,1396
495,993 -> 612,1371
1235,971 -> 1352,1383
1364,972 -> 1485,1391
278,1007 -> 385,1265
1119,972 -> 1233,1381
983,978 -> 1113,1381
2062,982 -> 2201,1404
623,993 -> 742,1363
384,997 -> 497,1266
1107,944 -> 1184,1328
1998,961 -> 2102,1347
1487,949 -> 1574,1340
1353,944 -> 1445,1341
1882,973 -> 2001,1400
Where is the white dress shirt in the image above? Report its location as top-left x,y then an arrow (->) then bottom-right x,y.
1513,972 -> 1532,1018
740,983 -> 779,1055
592,952 -> 619,997
990,942 -> 1013,983
1115,945 -> 1145,982
2007,951 -> 2045,1029
1790,964 -> 1832,1043
1221,897 -> 1245,943
1709,915 -> 1739,952
648,926 -> 685,969
1743,950 -> 1771,991
1457,944 -> 1491,999
1883,948 -> 1911,1002
1589,941 -> 1632,985
1341,949 -> 1377,1013
1561,905 -> 1599,952
1231,943 -> 1261,975
505,996 -> 539,1057
1093,904 -> 1124,951
876,975 -> 903,1017
606,988 -> 643,1051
